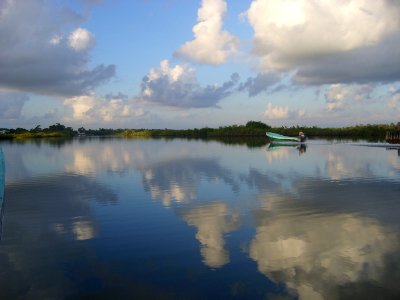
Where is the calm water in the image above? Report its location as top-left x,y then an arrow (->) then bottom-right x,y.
0,138 -> 399,300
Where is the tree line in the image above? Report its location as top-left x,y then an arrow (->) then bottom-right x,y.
1,121 -> 399,140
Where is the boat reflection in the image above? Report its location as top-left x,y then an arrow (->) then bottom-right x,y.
267,142 -> 307,156
298,143 -> 306,155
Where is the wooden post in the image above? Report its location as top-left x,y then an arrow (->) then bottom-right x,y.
386,131 -> 400,144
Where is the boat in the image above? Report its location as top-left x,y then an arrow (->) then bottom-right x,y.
266,132 -> 300,142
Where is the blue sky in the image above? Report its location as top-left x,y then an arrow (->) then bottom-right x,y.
1,0 -> 399,129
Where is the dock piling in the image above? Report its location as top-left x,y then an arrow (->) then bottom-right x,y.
386,131 -> 400,144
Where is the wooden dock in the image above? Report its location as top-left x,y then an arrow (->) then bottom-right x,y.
386,131 -> 400,144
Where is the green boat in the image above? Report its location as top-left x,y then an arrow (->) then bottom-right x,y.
266,132 -> 300,142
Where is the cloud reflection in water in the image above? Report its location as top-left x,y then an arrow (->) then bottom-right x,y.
2,138 -> 400,298
181,203 -> 240,268
140,157 -> 239,207
0,173 -> 117,298
249,193 -> 400,300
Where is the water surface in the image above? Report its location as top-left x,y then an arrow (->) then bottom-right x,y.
0,138 -> 399,299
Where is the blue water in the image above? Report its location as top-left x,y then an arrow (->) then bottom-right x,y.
0,138 -> 399,299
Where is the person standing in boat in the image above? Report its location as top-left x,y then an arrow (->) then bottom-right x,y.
299,131 -> 306,142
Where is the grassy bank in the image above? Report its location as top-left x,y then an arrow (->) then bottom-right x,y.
0,132 -> 73,140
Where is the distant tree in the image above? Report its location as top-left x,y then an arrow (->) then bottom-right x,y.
47,123 -> 66,132
13,128 -> 29,133
245,121 -> 271,129
30,125 -> 41,132
41,123 -> 74,136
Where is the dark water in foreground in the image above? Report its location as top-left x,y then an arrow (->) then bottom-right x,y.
0,138 -> 399,300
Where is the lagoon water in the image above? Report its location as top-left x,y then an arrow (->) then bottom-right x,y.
0,137 -> 399,299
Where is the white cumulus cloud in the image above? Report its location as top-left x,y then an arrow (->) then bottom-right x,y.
63,93 -> 145,124
264,103 -> 289,119
388,93 -> 400,110
0,0 -> 115,97
324,84 -> 374,112
68,28 -> 95,51
139,60 -> 239,108
175,0 -> 239,65
245,0 -> 400,84
50,35 -> 63,45
263,102 -> 305,120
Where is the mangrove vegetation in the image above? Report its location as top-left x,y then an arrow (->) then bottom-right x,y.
1,121 -> 399,141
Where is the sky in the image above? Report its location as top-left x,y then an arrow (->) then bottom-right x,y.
0,0 -> 400,129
